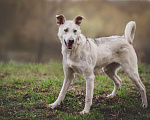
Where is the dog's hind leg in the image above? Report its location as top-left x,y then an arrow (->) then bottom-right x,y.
103,63 -> 122,98
121,60 -> 148,108
48,67 -> 74,109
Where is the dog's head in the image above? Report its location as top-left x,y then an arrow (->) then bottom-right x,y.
56,14 -> 84,49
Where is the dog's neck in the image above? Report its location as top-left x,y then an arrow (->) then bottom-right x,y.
61,34 -> 87,60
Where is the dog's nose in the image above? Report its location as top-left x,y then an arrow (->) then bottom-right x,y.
69,39 -> 74,44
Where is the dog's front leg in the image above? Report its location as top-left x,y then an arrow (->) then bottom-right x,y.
80,73 -> 95,114
48,67 -> 74,109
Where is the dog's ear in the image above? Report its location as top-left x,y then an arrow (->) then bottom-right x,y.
74,16 -> 85,26
56,14 -> 66,26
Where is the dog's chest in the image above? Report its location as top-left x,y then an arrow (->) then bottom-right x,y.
67,59 -> 83,74
71,65 -> 82,74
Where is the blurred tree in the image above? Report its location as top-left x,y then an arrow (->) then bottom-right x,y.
0,0 -> 150,63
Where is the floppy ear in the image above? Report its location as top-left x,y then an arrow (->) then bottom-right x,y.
56,14 -> 66,26
74,16 -> 85,26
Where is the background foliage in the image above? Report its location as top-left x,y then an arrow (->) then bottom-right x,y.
0,0 -> 150,63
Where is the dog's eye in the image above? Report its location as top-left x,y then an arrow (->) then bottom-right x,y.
64,29 -> 68,33
73,30 -> 77,33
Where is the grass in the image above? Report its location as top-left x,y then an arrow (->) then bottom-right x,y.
0,61 -> 150,119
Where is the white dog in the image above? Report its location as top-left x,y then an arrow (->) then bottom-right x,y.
48,15 -> 148,114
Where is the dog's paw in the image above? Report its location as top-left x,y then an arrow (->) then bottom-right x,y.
106,93 -> 115,98
142,102 -> 148,108
47,103 -> 57,109
79,110 -> 89,114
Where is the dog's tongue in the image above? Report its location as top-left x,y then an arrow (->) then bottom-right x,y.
67,43 -> 73,49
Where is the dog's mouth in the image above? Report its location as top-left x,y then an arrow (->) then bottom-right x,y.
64,40 -> 74,49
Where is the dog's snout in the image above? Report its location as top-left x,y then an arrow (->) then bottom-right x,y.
69,39 -> 74,44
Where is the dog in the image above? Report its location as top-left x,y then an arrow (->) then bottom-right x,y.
48,14 -> 148,114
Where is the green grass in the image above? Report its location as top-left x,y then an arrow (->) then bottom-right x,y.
0,61 -> 150,119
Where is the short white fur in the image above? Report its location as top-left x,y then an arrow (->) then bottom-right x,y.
48,15 -> 148,114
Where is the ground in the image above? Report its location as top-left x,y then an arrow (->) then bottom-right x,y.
0,61 -> 150,119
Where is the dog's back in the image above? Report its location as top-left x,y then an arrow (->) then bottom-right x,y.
85,21 -> 136,68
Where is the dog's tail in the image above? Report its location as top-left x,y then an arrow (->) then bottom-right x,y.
124,21 -> 136,44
